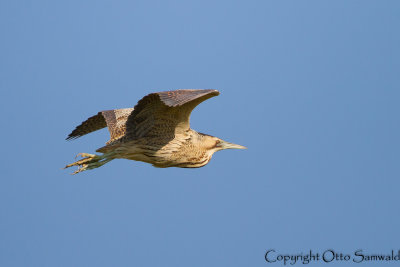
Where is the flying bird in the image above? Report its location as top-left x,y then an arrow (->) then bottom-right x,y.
64,89 -> 246,174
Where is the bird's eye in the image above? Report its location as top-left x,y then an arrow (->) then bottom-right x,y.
215,140 -> 221,147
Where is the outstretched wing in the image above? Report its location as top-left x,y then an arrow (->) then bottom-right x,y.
125,89 -> 219,140
66,108 -> 134,144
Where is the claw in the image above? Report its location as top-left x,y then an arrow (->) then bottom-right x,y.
64,152 -> 113,174
64,153 -> 100,172
72,165 -> 88,175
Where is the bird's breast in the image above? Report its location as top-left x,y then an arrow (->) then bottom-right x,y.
113,135 -> 212,168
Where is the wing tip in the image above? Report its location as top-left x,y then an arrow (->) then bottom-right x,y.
156,89 -> 220,107
65,134 -> 79,141
157,88 -> 219,94
206,89 -> 220,95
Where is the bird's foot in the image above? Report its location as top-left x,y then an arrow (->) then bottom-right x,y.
64,153 -> 110,175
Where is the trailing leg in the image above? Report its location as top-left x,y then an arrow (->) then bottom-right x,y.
64,152 -> 114,175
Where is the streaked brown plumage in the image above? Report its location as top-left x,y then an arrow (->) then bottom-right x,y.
64,89 -> 246,174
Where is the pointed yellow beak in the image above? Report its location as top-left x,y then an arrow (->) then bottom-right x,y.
219,140 -> 247,150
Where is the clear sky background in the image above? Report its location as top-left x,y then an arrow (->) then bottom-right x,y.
1,1 -> 399,266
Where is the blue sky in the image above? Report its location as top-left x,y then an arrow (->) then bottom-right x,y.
1,1 -> 399,266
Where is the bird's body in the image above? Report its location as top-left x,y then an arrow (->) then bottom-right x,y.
64,89 -> 246,174
99,130 -> 218,168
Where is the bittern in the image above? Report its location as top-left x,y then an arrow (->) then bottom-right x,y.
64,89 -> 246,174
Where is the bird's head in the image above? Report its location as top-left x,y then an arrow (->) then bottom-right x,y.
200,133 -> 247,154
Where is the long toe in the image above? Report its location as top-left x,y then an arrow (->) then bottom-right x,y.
75,153 -> 96,159
71,165 -> 88,175
64,152 -> 112,174
64,153 -> 100,169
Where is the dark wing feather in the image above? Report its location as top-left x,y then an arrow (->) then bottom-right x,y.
66,108 -> 134,143
66,112 -> 106,140
158,89 -> 219,107
125,89 -> 219,140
